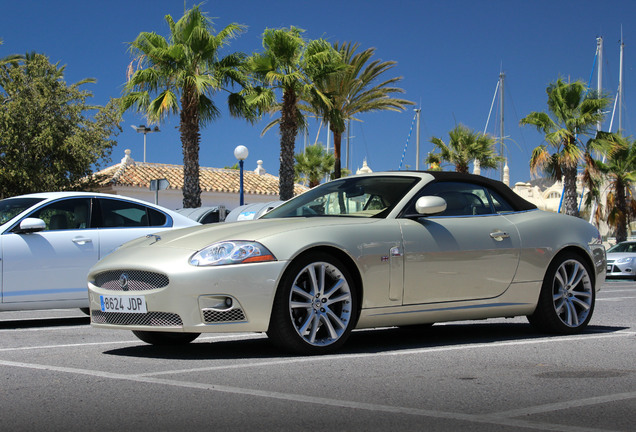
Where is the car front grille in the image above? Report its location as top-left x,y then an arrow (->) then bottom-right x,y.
91,310 -> 182,327
94,270 -> 169,291
202,307 -> 246,323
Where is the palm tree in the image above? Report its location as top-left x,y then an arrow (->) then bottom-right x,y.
248,27 -> 343,200
426,124 -> 503,174
294,143 -> 335,187
121,5 -> 253,208
309,42 -> 413,178
594,133 -> 636,242
520,78 -> 610,217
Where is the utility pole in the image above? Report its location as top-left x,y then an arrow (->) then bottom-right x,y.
346,119 -> 350,172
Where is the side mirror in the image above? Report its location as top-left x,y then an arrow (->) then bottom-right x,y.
415,196 -> 447,215
17,217 -> 46,234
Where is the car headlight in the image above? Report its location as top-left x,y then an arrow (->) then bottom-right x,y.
615,257 -> 633,264
189,241 -> 276,266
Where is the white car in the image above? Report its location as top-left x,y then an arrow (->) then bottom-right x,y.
0,192 -> 199,312
606,241 -> 636,280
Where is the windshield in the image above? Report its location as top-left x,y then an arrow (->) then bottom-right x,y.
607,242 -> 636,253
0,197 -> 45,225
262,176 -> 420,219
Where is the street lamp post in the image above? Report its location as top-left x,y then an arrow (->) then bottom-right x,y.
131,125 -> 160,163
234,145 -> 249,206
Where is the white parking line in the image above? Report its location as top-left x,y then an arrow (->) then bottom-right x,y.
1,331 -> 633,431
597,296 -> 636,301
0,356 -> 626,432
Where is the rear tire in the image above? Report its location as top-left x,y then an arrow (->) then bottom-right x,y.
132,330 -> 200,345
527,252 -> 595,334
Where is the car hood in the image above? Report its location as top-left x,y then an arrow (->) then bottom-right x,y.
119,217 -> 382,252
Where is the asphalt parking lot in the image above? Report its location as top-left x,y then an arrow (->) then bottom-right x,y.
1,281 -> 635,432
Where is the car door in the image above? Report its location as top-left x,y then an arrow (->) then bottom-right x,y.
400,181 -> 521,304
94,197 -> 172,259
1,197 -> 97,303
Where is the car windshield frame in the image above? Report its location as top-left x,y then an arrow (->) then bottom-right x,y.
0,197 -> 45,226
261,175 -> 421,219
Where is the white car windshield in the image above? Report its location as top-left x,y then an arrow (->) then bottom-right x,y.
0,197 -> 45,225
607,242 -> 636,253
262,176 -> 420,219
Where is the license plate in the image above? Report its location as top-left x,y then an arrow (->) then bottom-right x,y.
100,295 -> 147,313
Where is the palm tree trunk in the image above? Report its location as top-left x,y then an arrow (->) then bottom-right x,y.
562,166 -> 579,217
279,88 -> 298,201
180,89 -> 202,208
616,179 -> 628,243
332,130 -> 342,179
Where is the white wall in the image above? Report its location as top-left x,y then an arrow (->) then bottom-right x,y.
103,186 -> 280,211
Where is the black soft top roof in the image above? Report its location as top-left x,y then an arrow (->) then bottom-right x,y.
419,171 -> 538,212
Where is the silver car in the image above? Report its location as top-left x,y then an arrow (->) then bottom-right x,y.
0,192 -> 199,312
88,172 -> 606,354
606,241 -> 636,280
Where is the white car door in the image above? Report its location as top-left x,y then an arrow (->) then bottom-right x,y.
1,198 -> 98,303
94,197 -> 174,260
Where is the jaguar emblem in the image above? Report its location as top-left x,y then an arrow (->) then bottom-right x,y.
118,273 -> 129,291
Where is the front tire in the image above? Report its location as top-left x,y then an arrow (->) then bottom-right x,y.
527,252 -> 595,334
132,330 -> 200,345
267,252 -> 358,355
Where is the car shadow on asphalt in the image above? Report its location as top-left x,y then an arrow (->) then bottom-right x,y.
0,316 -> 90,329
102,322 -> 628,360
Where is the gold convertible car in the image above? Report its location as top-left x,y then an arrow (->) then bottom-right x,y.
88,171 -> 606,354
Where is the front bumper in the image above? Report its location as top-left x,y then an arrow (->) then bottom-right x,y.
606,260 -> 636,279
88,254 -> 288,334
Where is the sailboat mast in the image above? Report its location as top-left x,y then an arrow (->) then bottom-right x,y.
499,71 -> 505,181
414,108 -> 421,170
597,36 -> 603,132
619,38 -> 624,133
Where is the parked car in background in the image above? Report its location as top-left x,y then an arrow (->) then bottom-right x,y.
606,241 -> 636,280
0,192 -> 199,312
87,172 -> 606,355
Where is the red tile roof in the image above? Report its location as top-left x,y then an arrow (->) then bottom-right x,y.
93,155 -> 307,197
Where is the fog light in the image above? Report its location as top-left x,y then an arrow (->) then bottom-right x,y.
225,297 -> 233,307
626,268 -> 632,273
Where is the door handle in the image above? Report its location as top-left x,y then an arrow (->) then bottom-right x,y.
489,231 -> 509,241
72,237 -> 93,245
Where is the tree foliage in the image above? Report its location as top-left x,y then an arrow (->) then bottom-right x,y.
248,27 -> 343,200
592,133 -> 636,242
0,53 -> 121,198
520,78 -> 610,217
121,4 -> 253,208
294,143 -> 334,188
309,42 -> 413,179
426,124 -> 503,174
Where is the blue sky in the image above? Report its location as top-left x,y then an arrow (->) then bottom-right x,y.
1,0 -> 634,187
